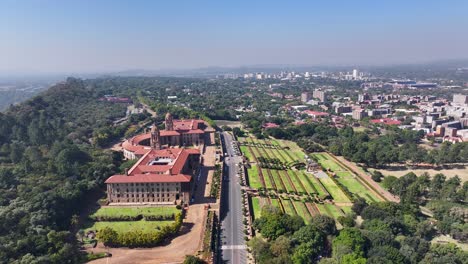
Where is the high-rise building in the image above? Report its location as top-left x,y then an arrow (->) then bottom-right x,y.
313,89 -> 327,102
352,69 -> 359,79
352,109 -> 368,120
358,93 -> 371,102
301,92 -> 311,103
453,94 -> 468,105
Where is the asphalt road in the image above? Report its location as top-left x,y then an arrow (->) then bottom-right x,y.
219,132 -> 247,264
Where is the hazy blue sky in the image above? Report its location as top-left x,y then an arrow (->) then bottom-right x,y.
1,0 -> 468,73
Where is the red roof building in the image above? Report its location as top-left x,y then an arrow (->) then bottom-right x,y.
370,118 -> 401,126
105,147 -> 200,205
262,122 -> 280,129
302,110 -> 330,120
122,112 -> 215,160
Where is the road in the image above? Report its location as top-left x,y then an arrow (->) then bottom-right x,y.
219,132 -> 247,264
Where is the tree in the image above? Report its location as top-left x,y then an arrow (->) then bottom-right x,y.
270,235 -> 292,257
337,214 -> 355,228
371,171 -> 383,182
183,255 -> 206,264
310,215 -> 337,236
292,242 -> 319,264
78,229 -> 85,243
341,253 -> 367,264
367,246 -> 406,264
351,197 -> 368,215
97,227 -> 118,246
332,228 -> 367,261
248,237 -> 272,263
381,175 -> 397,190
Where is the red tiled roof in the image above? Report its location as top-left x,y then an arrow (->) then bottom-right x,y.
185,129 -> 204,134
127,148 -> 199,176
262,122 -> 280,129
105,174 -> 192,183
370,118 -> 401,125
160,130 -> 181,136
302,110 -> 329,116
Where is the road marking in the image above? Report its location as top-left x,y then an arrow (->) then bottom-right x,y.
221,245 -> 248,250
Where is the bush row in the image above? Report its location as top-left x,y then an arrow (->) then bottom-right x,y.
91,213 -> 177,222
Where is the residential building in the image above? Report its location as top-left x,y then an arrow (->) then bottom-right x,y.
352,109 -> 368,120
453,94 -> 468,105
301,92 -> 311,103
313,89 -> 327,102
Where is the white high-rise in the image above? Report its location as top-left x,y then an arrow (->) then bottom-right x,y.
352,69 -> 359,79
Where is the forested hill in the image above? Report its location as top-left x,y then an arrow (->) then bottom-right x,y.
0,78 -> 127,263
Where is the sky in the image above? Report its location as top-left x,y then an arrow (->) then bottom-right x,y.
1,0 -> 468,74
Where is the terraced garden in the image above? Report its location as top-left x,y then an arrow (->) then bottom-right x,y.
312,152 -> 383,203
239,136 -> 382,225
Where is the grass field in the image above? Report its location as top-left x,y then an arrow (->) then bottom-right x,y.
313,152 -> 382,202
270,198 -> 281,211
334,172 -> 380,202
240,146 -> 253,162
247,165 -> 262,189
281,199 -> 297,216
88,220 -> 173,233
252,197 -> 261,219
261,168 -> 274,190
270,170 -> 286,192
318,177 -> 351,203
340,206 -> 353,215
278,170 -> 296,193
91,206 -> 180,219
325,204 -> 344,218
313,153 -> 346,171
288,170 -> 306,194
279,140 -> 306,161
293,200 -> 312,223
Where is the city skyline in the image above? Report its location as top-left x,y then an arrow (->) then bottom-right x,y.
1,0 -> 468,74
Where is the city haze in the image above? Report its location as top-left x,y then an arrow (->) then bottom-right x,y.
1,0 -> 468,74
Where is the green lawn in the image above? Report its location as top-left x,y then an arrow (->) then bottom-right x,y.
313,153 -> 346,171
270,170 -> 286,192
88,220 -> 174,233
261,169 -> 274,190
340,206 -> 353,215
278,170 -> 295,193
297,172 -> 319,195
247,165 -> 262,189
91,206 -> 179,219
270,198 -> 282,212
318,177 -> 351,203
281,199 -> 297,216
240,146 -> 254,162
252,197 -> 261,219
288,170 -> 306,194
324,204 -> 344,219
315,204 -> 331,217
293,200 -> 312,223
280,140 -> 306,161
335,173 -> 380,202
255,146 -> 269,158
270,148 -> 290,163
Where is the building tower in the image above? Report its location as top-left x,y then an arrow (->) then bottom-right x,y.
150,124 -> 161,150
165,112 -> 174,131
